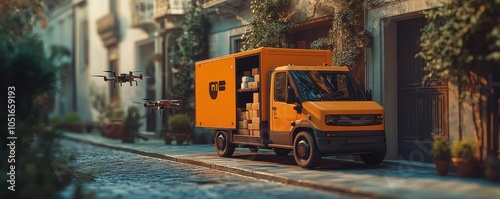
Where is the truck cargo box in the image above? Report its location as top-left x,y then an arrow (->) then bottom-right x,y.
195,47 -> 332,129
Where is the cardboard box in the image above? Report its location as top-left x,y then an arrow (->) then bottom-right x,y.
251,110 -> 259,118
248,123 -> 260,130
238,129 -> 249,135
246,103 -> 252,110
253,93 -> 259,102
242,76 -> 254,83
241,82 -> 248,89
251,103 -> 260,110
238,120 -> 248,129
248,82 -> 256,88
243,71 -> 251,76
245,111 -> 250,120
254,74 -> 260,82
237,108 -> 245,120
252,68 -> 259,76
251,117 -> 260,124
251,130 -> 260,136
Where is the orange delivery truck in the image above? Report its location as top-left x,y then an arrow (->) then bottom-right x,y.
195,47 -> 385,168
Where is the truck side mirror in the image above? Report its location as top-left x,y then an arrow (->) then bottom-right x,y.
286,86 -> 296,104
365,89 -> 373,101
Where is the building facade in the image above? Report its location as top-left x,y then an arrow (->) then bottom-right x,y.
366,0 -> 499,161
39,0 -> 497,161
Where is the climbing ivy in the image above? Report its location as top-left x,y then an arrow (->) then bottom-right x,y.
417,0 -> 500,99
169,0 -> 208,116
241,0 -> 295,51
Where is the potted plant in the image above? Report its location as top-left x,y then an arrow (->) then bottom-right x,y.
432,134 -> 451,176
64,111 -> 84,133
121,106 -> 143,143
161,123 -> 173,145
95,100 -> 125,139
168,114 -> 192,145
451,139 -> 479,177
485,152 -> 500,182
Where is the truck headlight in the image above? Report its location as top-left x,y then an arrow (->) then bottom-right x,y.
375,114 -> 383,124
325,115 -> 338,125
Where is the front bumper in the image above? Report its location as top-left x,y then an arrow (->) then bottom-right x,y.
314,130 -> 386,155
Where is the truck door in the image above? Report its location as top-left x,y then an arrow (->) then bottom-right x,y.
270,71 -> 298,145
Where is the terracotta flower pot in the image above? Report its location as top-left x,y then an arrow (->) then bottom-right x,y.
99,120 -> 123,139
452,157 -> 479,177
175,134 -> 188,145
485,167 -> 500,182
163,134 -> 173,145
434,160 -> 450,176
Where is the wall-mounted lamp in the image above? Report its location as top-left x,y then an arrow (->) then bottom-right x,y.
356,29 -> 373,48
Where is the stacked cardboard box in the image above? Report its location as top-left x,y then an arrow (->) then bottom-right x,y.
237,108 -> 249,135
240,68 -> 260,89
238,68 -> 260,136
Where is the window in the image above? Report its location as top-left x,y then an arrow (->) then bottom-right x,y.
274,72 -> 286,102
230,35 -> 243,54
289,70 -> 365,101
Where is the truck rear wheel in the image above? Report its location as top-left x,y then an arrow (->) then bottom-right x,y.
293,132 -> 321,169
215,131 -> 235,157
273,148 -> 291,156
360,146 -> 386,165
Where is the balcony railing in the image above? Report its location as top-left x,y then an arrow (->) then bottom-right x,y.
132,0 -> 156,29
97,13 -> 120,48
155,0 -> 190,19
202,0 -> 240,9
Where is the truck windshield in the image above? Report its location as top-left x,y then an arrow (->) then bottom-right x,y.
289,70 -> 365,101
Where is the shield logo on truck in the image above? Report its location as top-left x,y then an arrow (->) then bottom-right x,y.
209,80 -> 226,100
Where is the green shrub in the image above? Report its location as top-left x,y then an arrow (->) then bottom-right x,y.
433,135 -> 451,160
123,106 -> 143,131
451,139 -> 477,160
168,114 -> 192,134
64,111 -> 81,122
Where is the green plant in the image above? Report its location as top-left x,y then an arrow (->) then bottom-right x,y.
310,37 -> 333,51
109,100 -> 124,120
169,0 -> 208,116
452,139 -> 477,160
330,0 -> 363,68
417,0 -> 500,99
433,135 -> 451,161
64,111 -> 81,123
168,114 -> 192,134
123,106 -> 143,131
241,0 -> 295,51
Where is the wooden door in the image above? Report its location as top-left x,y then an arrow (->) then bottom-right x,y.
397,17 -> 449,163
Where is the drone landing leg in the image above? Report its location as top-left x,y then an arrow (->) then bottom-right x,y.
135,81 -> 138,86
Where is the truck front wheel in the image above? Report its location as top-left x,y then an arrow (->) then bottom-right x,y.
293,132 -> 321,169
273,148 -> 291,156
359,146 -> 386,165
215,131 -> 235,157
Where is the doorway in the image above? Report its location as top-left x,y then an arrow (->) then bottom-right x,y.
397,17 -> 449,163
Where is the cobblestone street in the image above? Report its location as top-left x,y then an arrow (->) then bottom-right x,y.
59,139 -> 354,199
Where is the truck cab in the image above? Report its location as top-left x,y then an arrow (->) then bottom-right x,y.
269,65 -> 385,168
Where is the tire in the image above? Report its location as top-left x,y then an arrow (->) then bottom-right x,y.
360,146 -> 386,165
249,147 -> 259,152
214,131 -> 235,157
273,148 -> 291,156
293,131 -> 321,169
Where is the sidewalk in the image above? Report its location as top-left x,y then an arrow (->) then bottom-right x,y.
62,132 -> 500,199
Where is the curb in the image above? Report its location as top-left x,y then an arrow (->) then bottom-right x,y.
63,135 -> 395,199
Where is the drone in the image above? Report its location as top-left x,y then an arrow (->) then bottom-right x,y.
92,70 -> 148,87
135,98 -> 183,115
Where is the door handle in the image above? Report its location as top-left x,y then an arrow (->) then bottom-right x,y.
272,107 -> 277,119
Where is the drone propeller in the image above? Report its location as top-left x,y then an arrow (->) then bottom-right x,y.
91,75 -> 107,77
